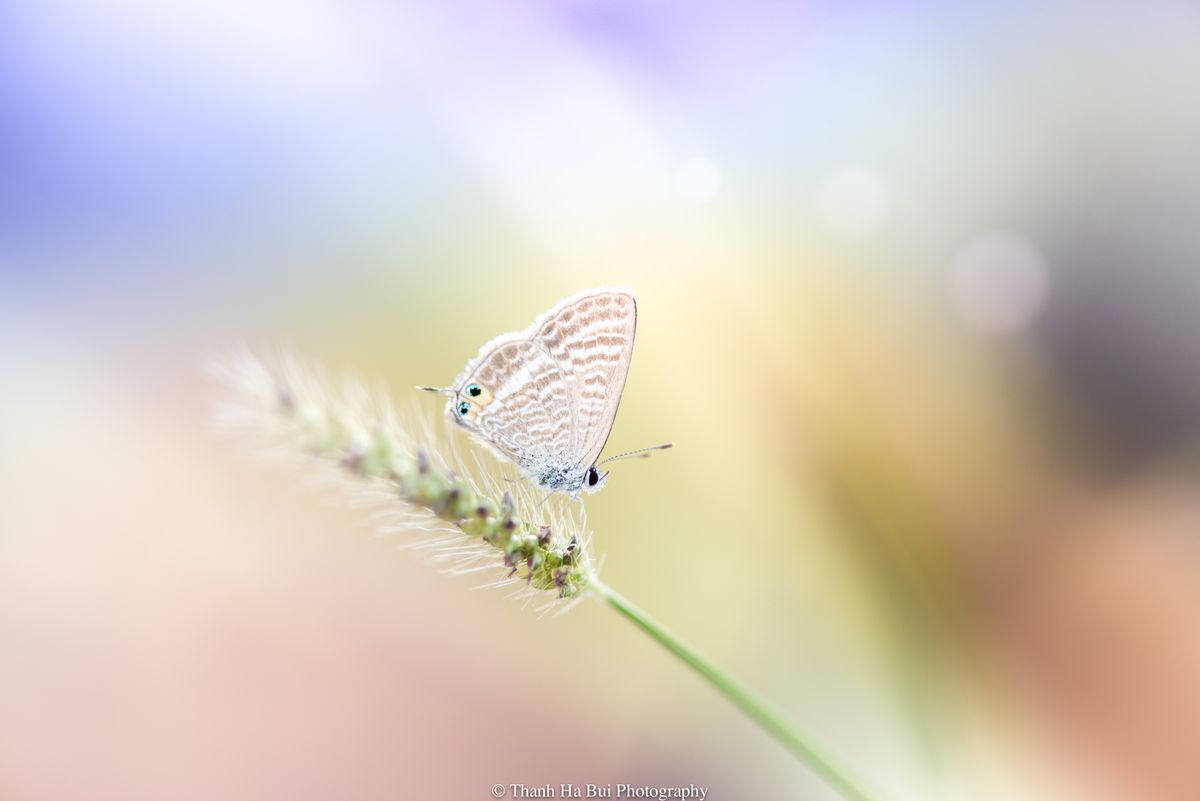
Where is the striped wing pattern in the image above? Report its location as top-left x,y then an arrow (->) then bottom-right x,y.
448,288 -> 637,490
464,341 -> 572,475
534,290 -> 636,470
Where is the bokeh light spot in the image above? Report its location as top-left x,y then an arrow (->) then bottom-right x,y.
948,232 -> 1051,335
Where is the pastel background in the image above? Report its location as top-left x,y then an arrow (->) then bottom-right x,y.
4,2 -> 1200,800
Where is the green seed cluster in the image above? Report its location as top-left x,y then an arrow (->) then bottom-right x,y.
287,389 -> 590,600
394,452 -> 587,598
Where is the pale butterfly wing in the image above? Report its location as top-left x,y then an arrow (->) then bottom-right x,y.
446,288 -> 637,488
532,289 -> 636,470
452,339 -> 573,477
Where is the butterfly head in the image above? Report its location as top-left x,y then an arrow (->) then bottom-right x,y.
582,465 -> 609,494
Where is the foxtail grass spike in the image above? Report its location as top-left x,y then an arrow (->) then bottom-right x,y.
210,347 -> 593,600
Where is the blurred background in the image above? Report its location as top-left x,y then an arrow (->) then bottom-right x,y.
3,1 -> 1200,799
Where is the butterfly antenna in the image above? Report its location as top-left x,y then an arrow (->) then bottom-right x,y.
599,442 -> 674,465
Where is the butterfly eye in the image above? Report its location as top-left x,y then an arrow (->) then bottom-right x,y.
457,401 -> 471,417
466,383 -> 482,397
586,467 -> 600,487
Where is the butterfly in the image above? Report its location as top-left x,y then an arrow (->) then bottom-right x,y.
420,287 -> 670,499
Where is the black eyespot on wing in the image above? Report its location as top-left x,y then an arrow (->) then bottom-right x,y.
466,383 -> 482,397
457,401 -> 471,416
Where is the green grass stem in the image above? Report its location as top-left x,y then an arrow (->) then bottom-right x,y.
589,577 -> 883,801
